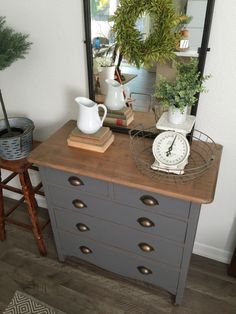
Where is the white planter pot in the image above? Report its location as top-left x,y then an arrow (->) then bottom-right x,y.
168,107 -> 187,125
98,66 -> 116,95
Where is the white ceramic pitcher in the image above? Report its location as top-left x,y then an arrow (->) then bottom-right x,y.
75,97 -> 107,134
104,79 -> 126,110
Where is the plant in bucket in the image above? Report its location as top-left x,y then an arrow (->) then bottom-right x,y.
0,16 -> 33,160
154,59 -> 210,125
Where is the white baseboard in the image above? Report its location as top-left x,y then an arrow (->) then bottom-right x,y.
3,191 -> 48,210
35,195 -> 48,209
193,241 -> 233,264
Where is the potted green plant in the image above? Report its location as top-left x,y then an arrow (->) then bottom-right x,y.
0,16 -> 33,160
154,58 -> 210,124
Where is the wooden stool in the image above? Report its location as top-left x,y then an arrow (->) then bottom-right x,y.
0,154 -> 49,256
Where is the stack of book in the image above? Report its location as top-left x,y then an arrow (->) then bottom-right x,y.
101,107 -> 134,127
67,127 -> 114,153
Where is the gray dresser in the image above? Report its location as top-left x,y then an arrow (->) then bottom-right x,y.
29,119 -> 222,305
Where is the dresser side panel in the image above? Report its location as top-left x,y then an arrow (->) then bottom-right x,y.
175,203 -> 202,304
39,166 -> 65,261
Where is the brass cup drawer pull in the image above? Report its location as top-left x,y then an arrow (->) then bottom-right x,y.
140,195 -> 159,206
72,199 -> 87,209
137,217 -> 155,228
68,176 -> 84,187
137,266 -> 152,275
138,242 -> 154,253
80,246 -> 93,255
76,223 -> 90,232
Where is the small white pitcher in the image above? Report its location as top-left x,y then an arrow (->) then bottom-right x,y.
104,79 -> 126,111
75,97 -> 107,134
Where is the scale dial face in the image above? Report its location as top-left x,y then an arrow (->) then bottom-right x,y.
152,131 -> 190,167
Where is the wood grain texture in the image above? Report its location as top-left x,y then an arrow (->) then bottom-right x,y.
67,133 -> 114,153
28,114 -> 222,204
0,154 -> 47,256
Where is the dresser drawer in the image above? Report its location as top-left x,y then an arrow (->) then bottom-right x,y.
42,167 -> 109,197
49,185 -> 187,242
55,208 -> 184,267
58,230 -> 179,295
114,184 -> 190,219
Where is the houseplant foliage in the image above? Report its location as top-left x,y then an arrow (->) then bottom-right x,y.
110,0 -> 187,68
0,16 -> 33,160
91,0 -> 109,18
0,16 -> 32,71
154,59 -> 210,112
93,56 -> 114,73
0,15 -> 32,134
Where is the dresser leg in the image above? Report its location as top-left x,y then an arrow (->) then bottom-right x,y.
57,253 -> 66,262
0,169 -> 6,241
174,291 -> 184,305
19,171 -> 47,256
174,203 -> 202,305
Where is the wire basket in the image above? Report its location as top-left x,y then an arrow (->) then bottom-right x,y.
0,117 -> 34,160
129,126 -> 216,184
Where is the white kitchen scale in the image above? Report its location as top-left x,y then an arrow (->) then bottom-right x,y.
151,112 -> 196,174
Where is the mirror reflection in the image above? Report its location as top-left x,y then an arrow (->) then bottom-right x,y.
89,0 -> 208,114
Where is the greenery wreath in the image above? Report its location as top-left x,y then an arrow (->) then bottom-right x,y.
111,0 -> 183,68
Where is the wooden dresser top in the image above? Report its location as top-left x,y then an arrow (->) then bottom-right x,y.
29,115 -> 222,204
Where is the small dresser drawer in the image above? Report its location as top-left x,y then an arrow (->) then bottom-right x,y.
58,230 -> 179,295
114,184 -> 190,219
55,208 -> 184,267
42,167 -> 109,197
50,185 -> 187,242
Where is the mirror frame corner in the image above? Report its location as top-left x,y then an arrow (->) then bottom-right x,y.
83,0 -> 216,117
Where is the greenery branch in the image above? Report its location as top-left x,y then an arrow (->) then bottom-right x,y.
110,0 -> 185,68
0,16 -> 32,71
0,16 -> 32,130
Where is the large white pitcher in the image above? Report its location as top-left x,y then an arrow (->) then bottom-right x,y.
104,79 -> 126,110
75,97 -> 107,134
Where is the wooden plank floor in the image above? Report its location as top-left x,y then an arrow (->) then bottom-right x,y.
0,198 -> 236,314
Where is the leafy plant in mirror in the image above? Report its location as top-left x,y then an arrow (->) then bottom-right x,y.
175,15 -> 192,34
91,0 -> 109,19
0,16 -> 32,137
154,59 -> 210,112
93,56 -> 114,73
93,43 -> 116,74
110,0 -> 186,68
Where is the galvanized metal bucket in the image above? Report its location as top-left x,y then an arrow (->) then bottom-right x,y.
0,117 -> 34,160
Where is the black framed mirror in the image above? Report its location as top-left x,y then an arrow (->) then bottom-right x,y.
83,0 -> 215,120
